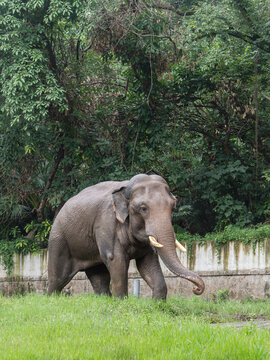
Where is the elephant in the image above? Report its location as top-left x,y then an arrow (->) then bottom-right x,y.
47,174 -> 205,299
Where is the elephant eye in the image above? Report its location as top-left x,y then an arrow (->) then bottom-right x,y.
140,205 -> 148,213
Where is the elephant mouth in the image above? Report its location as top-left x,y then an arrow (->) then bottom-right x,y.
149,235 -> 186,252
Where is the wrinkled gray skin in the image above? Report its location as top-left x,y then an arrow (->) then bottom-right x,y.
48,174 -> 205,298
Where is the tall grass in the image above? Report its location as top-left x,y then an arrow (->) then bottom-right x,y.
0,294 -> 269,359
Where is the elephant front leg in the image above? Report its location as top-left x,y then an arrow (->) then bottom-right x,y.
103,240 -> 130,298
136,250 -> 167,300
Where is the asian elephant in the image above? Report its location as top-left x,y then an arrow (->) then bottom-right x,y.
47,174 -> 205,299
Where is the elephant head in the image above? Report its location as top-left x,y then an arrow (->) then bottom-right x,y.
112,174 -> 205,295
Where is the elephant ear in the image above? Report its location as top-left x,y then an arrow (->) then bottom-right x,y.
171,193 -> 177,209
112,187 -> 129,224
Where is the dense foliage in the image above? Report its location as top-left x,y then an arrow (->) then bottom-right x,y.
0,0 -> 270,256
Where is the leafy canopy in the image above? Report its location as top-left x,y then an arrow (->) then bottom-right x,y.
0,0 -> 269,262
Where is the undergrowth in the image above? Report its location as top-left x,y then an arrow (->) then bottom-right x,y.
0,221 -> 50,274
175,224 -> 270,261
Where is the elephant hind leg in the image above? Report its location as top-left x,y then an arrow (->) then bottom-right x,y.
47,273 -> 74,295
47,234 -> 76,295
85,264 -> 111,296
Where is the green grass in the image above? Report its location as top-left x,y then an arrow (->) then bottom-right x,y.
0,294 -> 269,360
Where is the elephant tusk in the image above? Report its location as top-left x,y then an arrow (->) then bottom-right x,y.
149,236 -> 164,248
175,239 -> 186,252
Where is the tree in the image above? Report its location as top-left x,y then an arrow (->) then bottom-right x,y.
0,0 -> 269,256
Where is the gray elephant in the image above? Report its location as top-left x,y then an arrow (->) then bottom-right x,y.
48,174 -> 205,298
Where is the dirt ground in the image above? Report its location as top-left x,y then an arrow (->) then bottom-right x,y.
213,319 -> 270,329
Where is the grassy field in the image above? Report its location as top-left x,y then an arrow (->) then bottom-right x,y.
0,294 -> 269,360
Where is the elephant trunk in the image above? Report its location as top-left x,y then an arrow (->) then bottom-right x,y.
151,220 -> 205,295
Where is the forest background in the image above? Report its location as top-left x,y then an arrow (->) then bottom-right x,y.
0,0 -> 270,265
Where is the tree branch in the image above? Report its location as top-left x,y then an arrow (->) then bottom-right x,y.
150,2 -> 194,16
189,125 -> 249,168
37,144 -> 64,222
232,1 -> 253,26
195,29 -> 270,53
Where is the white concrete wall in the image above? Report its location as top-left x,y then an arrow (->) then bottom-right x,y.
129,239 -> 270,275
190,241 -> 269,273
0,239 -> 269,298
